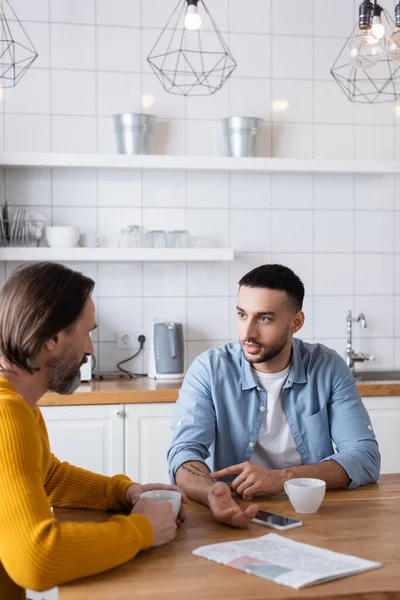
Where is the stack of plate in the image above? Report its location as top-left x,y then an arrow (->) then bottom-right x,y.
9,208 -> 28,246
0,204 -> 9,246
0,206 -> 46,247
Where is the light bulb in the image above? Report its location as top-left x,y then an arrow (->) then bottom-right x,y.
348,28 -> 382,69
271,99 -> 290,113
184,4 -> 202,30
387,26 -> 400,61
371,15 -> 385,39
141,94 -> 155,109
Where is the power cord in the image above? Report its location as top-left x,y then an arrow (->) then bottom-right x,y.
116,334 -> 147,378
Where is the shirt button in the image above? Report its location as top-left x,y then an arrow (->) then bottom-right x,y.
177,420 -> 182,426
257,387 -> 262,392
249,442 -> 255,448
260,406 -> 266,412
368,425 -> 373,431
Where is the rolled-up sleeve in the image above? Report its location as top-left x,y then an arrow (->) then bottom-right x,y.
167,355 -> 216,483
323,356 -> 381,488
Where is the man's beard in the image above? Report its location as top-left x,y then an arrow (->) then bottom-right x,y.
241,327 -> 290,365
48,353 -> 86,395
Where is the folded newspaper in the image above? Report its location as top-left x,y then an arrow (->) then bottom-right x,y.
192,533 -> 382,589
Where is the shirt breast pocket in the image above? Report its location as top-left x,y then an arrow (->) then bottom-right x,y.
302,405 -> 332,461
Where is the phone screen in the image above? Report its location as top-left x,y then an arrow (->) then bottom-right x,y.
255,510 -> 300,527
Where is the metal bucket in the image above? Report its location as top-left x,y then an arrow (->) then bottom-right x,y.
113,113 -> 156,155
222,116 -> 264,157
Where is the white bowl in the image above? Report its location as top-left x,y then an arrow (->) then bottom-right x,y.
46,226 -> 80,248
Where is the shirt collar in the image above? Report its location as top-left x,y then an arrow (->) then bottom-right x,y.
240,338 -> 308,390
285,338 -> 308,387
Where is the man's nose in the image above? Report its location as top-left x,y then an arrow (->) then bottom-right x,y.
86,337 -> 94,355
243,320 -> 258,340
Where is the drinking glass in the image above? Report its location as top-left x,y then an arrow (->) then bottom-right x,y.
118,225 -> 141,248
167,230 -> 191,248
144,230 -> 168,247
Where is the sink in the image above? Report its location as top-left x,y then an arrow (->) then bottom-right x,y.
353,370 -> 400,382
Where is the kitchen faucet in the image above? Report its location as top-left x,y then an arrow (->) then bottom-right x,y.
346,310 -> 374,371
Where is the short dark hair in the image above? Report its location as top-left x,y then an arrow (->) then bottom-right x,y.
0,262 -> 95,374
238,264 -> 305,312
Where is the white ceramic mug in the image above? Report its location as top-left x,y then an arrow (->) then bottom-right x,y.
284,478 -> 326,514
139,490 -> 181,516
80,232 -> 101,248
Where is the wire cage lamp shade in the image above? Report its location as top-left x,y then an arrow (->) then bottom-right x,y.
330,4 -> 400,103
147,0 -> 237,96
0,0 -> 38,87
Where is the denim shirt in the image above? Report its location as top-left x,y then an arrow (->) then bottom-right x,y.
167,339 -> 380,489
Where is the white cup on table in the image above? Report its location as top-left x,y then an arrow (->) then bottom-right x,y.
139,490 -> 181,516
284,478 -> 326,514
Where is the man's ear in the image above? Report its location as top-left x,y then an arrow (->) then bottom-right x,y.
44,335 -> 59,353
292,311 -> 305,335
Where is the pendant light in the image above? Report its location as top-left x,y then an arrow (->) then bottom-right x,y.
331,1 -> 400,103
147,0 -> 237,96
0,0 -> 38,87
387,1 -> 400,61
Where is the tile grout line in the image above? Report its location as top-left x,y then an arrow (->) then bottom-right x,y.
48,1 -> 54,225
311,0 -> 316,341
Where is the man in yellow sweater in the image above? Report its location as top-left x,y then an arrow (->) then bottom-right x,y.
0,262 -> 185,600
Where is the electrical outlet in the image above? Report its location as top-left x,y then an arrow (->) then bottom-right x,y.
117,331 -> 135,349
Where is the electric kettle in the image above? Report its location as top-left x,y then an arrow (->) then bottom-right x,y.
148,321 -> 184,380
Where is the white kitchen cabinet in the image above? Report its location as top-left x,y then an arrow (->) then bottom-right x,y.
124,403 -> 175,484
40,405 -> 125,476
40,403 -> 175,483
363,396 -> 400,474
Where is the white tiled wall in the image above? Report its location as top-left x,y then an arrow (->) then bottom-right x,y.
0,0 -> 399,372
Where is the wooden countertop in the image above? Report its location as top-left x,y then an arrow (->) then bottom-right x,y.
39,377 -> 182,406
38,377 -> 400,406
58,474 -> 400,600
358,382 -> 400,397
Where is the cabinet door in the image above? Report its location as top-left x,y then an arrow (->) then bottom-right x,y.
40,405 -> 125,476
363,397 -> 400,474
125,403 -> 175,484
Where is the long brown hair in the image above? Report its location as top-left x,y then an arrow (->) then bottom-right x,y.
0,262 -> 95,373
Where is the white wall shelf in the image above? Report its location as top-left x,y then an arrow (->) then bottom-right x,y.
0,152 -> 399,174
0,247 -> 234,262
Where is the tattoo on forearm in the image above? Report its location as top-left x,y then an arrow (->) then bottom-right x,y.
191,463 -> 209,474
181,464 -> 211,480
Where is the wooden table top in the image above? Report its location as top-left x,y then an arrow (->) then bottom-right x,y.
38,377 -> 400,406
58,474 -> 400,600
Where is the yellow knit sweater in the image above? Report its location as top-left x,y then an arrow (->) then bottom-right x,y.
0,377 -> 154,600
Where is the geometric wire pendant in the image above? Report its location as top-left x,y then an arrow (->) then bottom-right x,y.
147,0 -> 237,96
0,0 -> 38,88
330,8 -> 400,103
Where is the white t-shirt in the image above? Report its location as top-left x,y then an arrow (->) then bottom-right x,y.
249,365 -> 303,470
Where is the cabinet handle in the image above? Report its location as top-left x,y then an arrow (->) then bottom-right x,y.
114,409 -> 124,417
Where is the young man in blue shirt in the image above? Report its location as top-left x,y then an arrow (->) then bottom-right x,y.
167,264 -> 380,528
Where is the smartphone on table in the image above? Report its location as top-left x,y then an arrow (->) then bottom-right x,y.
252,509 -> 303,531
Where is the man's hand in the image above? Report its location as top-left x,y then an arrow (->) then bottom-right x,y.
126,482 -> 187,523
207,482 -> 259,528
210,463 -> 288,498
131,497 -> 177,548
